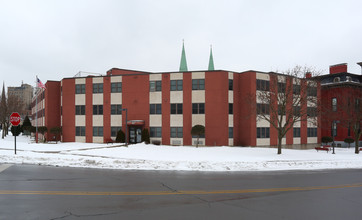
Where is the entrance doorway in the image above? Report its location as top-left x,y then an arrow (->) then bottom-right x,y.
129,126 -> 142,144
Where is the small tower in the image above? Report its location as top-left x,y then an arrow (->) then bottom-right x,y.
179,40 -> 188,72
208,45 -> 215,71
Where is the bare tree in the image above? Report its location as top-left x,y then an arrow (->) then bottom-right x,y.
250,66 -> 320,154
0,84 -> 25,138
0,83 -> 7,138
322,89 -> 362,154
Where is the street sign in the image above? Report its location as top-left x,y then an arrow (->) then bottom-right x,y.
10,112 -> 21,126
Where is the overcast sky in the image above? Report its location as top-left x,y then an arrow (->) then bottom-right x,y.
1,0 -> 362,88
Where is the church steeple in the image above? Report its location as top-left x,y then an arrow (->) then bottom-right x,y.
179,40 -> 188,72
208,45 -> 214,71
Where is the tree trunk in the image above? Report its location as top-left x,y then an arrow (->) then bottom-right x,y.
196,136 -> 199,148
277,136 -> 282,154
355,135 -> 360,154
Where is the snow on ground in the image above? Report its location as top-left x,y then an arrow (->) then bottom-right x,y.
1,133 -> 361,171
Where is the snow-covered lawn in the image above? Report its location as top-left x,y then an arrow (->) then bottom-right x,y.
1,134 -> 361,171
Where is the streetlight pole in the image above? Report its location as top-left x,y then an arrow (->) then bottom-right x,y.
122,108 -> 128,146
332,120 -> 340,154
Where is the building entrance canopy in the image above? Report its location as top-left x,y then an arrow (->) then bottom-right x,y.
127,120 -> 145,126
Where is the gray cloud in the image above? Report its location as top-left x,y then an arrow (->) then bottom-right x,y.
1,0 -> 361,87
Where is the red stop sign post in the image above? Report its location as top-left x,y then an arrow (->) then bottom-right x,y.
10,112 -> 21,126
10,112 -> 21,154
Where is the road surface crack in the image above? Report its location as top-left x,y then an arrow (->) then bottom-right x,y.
50,210 -> 123,219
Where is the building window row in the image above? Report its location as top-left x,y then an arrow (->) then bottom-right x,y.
229,79 -> 233,91
192,103 -> 205,114
257,103 -> 269,115
93,127 -> 103,137
293,127 -> 301,137
170,127 -> 183,138
256,79 -> 269,91
229,127 -> 233,138
307,87 -> 317,97
111,82 -> 122,93
111,104 -> 123,115
150,104 -> 162,114
229,103 -> 233,114
150,81 -> 162,92
307,128 -> 317,137
171,103 -> 183,114
111,127 -> 122,137
150,127 -> 162,138
75,105 -> 85,115
192,79 -> 205,90
257,127 -> 270,138
93,105 -> 103,115
93,83 -> 103,93
75,84 -> 86,94
76,126 -> 85,136
170,80 -> 183,91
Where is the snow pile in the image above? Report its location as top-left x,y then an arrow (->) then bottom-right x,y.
1,134 -> 361,171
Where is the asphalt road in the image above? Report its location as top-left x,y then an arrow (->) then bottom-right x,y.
0,164 -> 362,220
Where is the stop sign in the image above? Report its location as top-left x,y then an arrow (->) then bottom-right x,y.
10,112 -> 21,126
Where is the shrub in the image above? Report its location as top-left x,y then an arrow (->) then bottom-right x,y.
49,127 -> 62,143
191,125 -> 205,148
152,140 -> 161,145
141,128 -> 150,144
116,129 -> 125,143
321,136 -> 333,145
344,138 -> 354,148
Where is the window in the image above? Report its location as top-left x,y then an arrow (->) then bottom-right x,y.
75,84 -> 85,94
111,104 -> 122,115
150,81 -> 162,92
93,83 -> 103,93
111,82 -> 122,93
192,103 -> 205,114
256,79 -> 269,91
150,127 -> 162,137
307,87 -> 317,97
93,105 -> 103,115
257,127 -> 270,138
307,128 -> 317,137
333,77 -> 340,83
257,103 -> 269,115
293,85 -> 300,95
229,127 -> 233,138
293,106 -> 301,117
331,123 -> 337,137
111,127 -> 122,137
278,105 -> 285,116
229,79 -> 233,90
192,79 -> 205,90
171,103 -> 183,114
170,80 -> 183,91
307,107 -> 317,117
75,105 -> 85,115
332,98 -> 337,112
150,104 -> 162,114
93,127 -> 103,137
278,82 -> 286,93
75,126 -> 85,136
355,98 -> 360,111
229,103 -> 233,114
170,127 -> 183,138
293,128 -> 301,137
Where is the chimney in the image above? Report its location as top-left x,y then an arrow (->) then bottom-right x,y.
305,72 -> 312,78
329,63 -> 347,74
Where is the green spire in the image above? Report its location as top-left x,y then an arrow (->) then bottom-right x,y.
179,40 -> 188,72
208,45 -> 214,71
